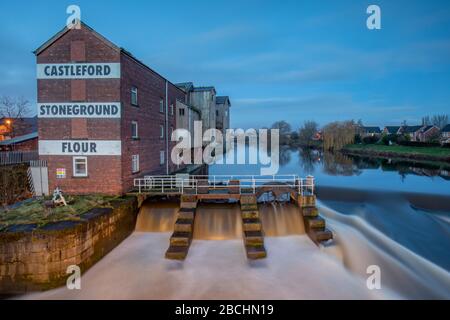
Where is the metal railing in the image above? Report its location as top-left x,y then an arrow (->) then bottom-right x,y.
134,174 -> 314,196
0,151 -> 39,166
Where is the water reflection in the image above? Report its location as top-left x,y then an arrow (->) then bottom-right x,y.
209,144 -> 450,195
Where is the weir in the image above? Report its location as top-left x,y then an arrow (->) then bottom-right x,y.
131,174 -> 333,260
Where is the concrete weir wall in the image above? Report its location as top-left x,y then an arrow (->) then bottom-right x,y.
0,197 -> 138,294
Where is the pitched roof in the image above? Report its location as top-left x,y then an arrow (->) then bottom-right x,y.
175,82 -> 194,93
34,21 -> 184,95
362,126 -> 381,133
0,132 -> 38,146
403,125 -> 423,133
421,125 -> 437,133
384,126 -> 401,134
192,86 -> 216,92
216,96 -> 231,106
441,124 -> 450,132
34,21 -> 119,55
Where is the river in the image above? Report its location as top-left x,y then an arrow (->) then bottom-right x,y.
21,146 -> 450,299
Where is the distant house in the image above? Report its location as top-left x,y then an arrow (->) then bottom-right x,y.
361,126 -> 381,137
313,130 -> 323,141
383,126 -> 402,135
441,124 -> 450,142
402,125 -> 423,141
417,125 -> 440,142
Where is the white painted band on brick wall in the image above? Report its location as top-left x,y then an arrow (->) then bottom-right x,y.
39,140 -> 122,155
37,102 -> 121,118
37,63 -> 121,79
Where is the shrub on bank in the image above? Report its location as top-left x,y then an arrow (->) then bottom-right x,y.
0,164 -> 31,207
362,135 -> 379,144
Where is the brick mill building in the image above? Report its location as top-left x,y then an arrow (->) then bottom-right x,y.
35,22 -> 186,194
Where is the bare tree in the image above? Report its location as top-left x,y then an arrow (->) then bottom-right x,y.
422,116 -> 431,126
298,120 -> 318,147
431,114 -> 448,129
0,95 -> 31,119
0,95 -> 32,137
271,121 -> 292,145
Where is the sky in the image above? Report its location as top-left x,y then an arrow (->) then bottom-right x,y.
0,0 -> 449,129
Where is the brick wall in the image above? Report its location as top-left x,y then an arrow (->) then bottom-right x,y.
37,26 -> 122,195
37,24 -> 188,195
119,53 -> 185,191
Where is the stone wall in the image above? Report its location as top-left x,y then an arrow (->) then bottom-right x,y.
0,197 -> 137,294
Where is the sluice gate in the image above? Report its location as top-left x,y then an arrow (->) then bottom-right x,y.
132,175 -> 332,260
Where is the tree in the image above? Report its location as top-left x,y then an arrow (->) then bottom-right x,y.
298,120 -> 318,147
0,95 -> 31,119
271,121 -> 292,145
322,120 -> 356,150
422,116 -> 431,126
0,95 -> 32,137
432,114 -> 448,129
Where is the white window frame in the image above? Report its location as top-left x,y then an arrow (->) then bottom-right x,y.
131,154 -> 140,173
73,156 -> 88,177
160,150 -> 165,165
170,103 -> 174,116
131,121 -> 138,139
131,86 -> 138,106
160,124 -> 164,139
159,98 -> 164,113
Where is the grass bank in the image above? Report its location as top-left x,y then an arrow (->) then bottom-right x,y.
342,144 -> 450,162
0,195 -> 128,229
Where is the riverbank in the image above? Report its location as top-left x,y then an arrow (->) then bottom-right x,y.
0,195 -> 128,229
0,196 -> 138,293
342,144 -> 450,163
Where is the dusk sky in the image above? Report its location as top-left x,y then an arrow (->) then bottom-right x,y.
1,0 -> 449,129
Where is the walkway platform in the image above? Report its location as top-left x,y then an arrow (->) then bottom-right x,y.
133,175 -> 332,260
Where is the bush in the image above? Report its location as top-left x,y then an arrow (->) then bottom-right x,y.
0,164 -> 31,206
362,135 -> 379,144
381,134 -> 398,145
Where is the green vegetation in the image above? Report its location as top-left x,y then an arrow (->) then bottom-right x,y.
344,144 -> 450,158
0,164 -> 30,206
0,195 -> 127,229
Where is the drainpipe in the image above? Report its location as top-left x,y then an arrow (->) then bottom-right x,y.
165,80 -> 169,175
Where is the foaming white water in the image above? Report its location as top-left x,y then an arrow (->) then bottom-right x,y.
20,232 -> 398,300
18,201 -> 403,300
317,201 -> 450,299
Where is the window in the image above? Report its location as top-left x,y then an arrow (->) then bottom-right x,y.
160,150 -> 165,165
73,157 -> 87,177
131,86 -> 138,106
132,155 -> 139,173
171,126 -> 174,137
179,108 -> 185,116
131,121 -> 138,139
216,110 -> 219,117
159,98 -> 164,113
170,104 -> 174,116
160,125 -> 164,139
